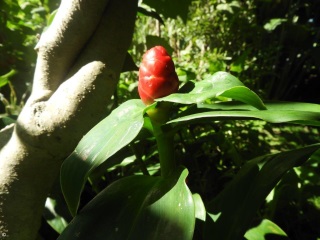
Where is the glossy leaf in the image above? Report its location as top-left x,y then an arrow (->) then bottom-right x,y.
193,193 -> 206,222
244,219 -> 287,240
58,168 -> 195,240
195,101 -> 320,126
157,72 -> 266,110
168,110 -> 320,126
219,86 -> 266,110
199,101 -> 320,112
204,144 -> 320,240
61,99 -> 146,216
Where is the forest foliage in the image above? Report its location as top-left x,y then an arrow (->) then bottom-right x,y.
1,0 -> 320,239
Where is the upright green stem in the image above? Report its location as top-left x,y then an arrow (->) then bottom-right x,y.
152,123 -> 177,178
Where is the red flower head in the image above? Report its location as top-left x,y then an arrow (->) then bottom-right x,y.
138,46 -> 179,105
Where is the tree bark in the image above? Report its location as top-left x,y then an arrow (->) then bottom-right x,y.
0,0 -> 138,239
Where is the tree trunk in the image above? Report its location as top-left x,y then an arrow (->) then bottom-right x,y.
0,0 -> 138,239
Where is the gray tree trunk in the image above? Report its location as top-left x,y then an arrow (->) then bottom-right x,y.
0,0 -> 138,239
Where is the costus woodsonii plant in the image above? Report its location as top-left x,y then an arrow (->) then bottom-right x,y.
59,45 -> 320,240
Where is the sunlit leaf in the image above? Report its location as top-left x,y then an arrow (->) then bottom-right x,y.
168,108 -> 320,126
204,144 -> 320,240
47,9 -> 58,26
216,2 -> 240,13
157,72 -> 266,110
264,18 -> 287,31
244,219 -> 287,240
194,101 -> 320,126
61,100 -> 146,216
58,168 -> 195,240
0,69 -> 16,88
193,193 -> 206,222
44,198 -> 68,234
219,86 -> 266,110
198,101 -> 320,112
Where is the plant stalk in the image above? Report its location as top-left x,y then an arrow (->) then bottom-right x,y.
153,123 -> 177,178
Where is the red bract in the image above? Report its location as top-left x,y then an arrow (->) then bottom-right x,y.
138,46 -> 179,105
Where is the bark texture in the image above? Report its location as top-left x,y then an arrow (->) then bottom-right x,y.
0,0 -> 138,239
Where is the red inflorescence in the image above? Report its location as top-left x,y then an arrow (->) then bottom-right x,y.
138,46 -> 179,105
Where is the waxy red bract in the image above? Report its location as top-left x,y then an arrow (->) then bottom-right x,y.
138,46 -> 179,105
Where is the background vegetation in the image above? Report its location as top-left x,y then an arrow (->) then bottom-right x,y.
1,0 -> 319,239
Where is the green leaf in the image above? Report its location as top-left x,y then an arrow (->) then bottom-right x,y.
193,193 -> 206,222
0,77 -> 9,88
204,144 -> 320,240
43,178 -> 72,235
198,101 -> 320,112
121,52 -> 138,72
0,115 -> 16,129
0,69 -> 16,88
138,6 -> 164,24
143,0 -> 193,23
244,219 -> 287,240
216,1 -> 241,14
264,18 -> 287,31
168,109 -> 320,126
47,8 -> 58,26
61,100 -> 146,216
157,72 -> 266,110
44,198 -> 68,234
219,86 -> 266,110
146,35 -> 174,56
58,167 -> 195,240
193,101 -> 320,126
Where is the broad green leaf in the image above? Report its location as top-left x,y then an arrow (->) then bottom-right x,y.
204,144 -> 320,240
194,101 -> 320,126
168,110 -> 320,126
198,101 -> 320,112
244,219 -> 287,240
219,86 -> 266,110
58,168 -> 195,240
264,101 -> 320,112
61,100 -> 146,216
157,72 -> 266,110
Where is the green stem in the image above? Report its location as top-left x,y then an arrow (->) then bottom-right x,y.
153,123 -> 177,178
